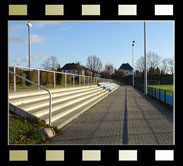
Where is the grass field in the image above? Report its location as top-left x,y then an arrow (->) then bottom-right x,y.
148,85 -> 173,96
148,85 -> 173,91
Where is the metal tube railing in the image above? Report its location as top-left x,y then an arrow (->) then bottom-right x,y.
9,70 -> 53,127
10,65 -> 113,89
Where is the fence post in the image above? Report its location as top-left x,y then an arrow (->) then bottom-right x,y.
164,90 -> 166,104
13,66 -> 16,92
88,77 -> 89,85
65,73 -> 67,87
54,71 -> 56,88
84,76 -> 85,86
38,69 -> 40,90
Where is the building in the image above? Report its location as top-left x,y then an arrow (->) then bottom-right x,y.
61,63 -> 99,77
61,63 -> 85,75
118,63 -> 133,76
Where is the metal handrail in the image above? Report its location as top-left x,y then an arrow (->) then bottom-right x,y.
9,70 -> 52,127
12,65 -> 100,78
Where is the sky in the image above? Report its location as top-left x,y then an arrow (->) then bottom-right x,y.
8,21 -> 174,70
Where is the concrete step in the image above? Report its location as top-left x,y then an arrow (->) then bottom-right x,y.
44,90 -> 110,125
10,86 -> 101,107
31,89 -> 107,118
51,91 -> 110,129
9,83 -> 119,129
18,88 -> 103,112
9,85 -> 97,100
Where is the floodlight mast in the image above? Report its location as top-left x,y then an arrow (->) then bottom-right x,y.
26,21 -> 32,69
132,40 -> 135,86
144,21 -> 147,94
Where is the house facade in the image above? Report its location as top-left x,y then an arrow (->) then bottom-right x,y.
61,63 -> 85,75
118,63 -> 133,76
61,63 -> 99,77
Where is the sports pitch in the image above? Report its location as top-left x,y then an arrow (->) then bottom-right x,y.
148,85 -> 173,91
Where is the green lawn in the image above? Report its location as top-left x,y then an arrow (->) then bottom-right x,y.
9,114 -> 47,144
148,85 -> 173,91
148,85 -> 173,96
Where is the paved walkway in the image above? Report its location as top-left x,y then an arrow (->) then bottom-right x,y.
48,86 -> 173,145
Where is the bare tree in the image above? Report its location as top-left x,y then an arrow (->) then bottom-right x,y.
104,63 -> 114,75
115,69 -> 126,78
167,58 -> 174,75
161,58 -> 169,74
86,55 -> 102,75
136,52 -> 161,73
161,58 -> 174,75
147,52 -> 161,70
135,56 -> 144,72
42,56 -> 59,71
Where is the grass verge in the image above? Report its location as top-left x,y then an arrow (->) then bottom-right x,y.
9,114 -> 48,144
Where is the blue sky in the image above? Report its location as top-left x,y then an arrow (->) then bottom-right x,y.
9,21 -> 174,70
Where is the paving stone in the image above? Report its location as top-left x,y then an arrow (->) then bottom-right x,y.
48,86 -> 173,145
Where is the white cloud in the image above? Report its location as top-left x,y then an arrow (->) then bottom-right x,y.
31,34 -> 46,43
33,21 -> 60,28
60,26 -> 73,31
9,34 -> 46,44
9,34 -> 26,43
42,55 -> 48,60
10,24 -> 26,31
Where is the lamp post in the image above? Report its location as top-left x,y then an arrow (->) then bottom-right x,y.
132,40 -> 135,86
26,21 -> 32,69
144,21 -> 147,94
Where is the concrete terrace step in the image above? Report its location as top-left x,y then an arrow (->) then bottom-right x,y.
40,89 -> 108,121
10,86 -> 101,106
51,91 -> 110,129
44,90 -> 110,125
9,84 -> 119,129
20,88 -> 105,113
9,85 -> 97,100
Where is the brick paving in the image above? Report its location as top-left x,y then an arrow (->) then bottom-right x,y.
48,86 -> 173,145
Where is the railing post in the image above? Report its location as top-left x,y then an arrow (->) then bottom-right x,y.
65,73 -> 67,87
48,92 -> 52,127
79,75 -> 81,86
13,66 -> 16,92
54,71 -> 56,88
73,75 -> 75,86
38,69 -> 40,90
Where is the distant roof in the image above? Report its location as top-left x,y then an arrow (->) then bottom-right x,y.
61,63 -> 83,70
118,63 -> 133,70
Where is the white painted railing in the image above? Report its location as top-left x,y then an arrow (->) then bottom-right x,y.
9,70 -> 53,127
9,65 -> 113,92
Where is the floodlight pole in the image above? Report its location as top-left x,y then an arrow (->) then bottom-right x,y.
132,41 -> 135,86
144,21 -> 147,94
27,21 -> 32,69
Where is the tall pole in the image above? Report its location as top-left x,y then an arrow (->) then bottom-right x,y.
132,41 -> 135,86
26,21 -> 32,69
144,21 -> 147,94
